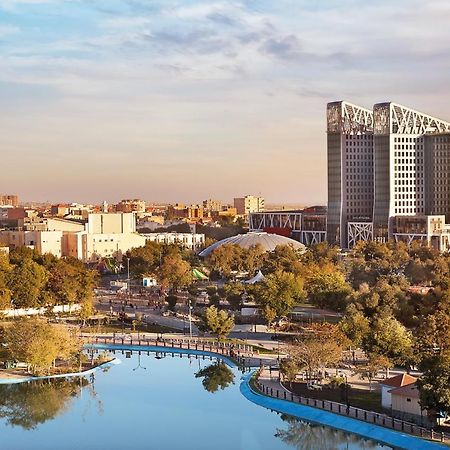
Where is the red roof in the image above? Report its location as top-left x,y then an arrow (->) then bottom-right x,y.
379,373 -> 417,388
389,382 -> 420,399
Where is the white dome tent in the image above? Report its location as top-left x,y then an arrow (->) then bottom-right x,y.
199,232 -> 305,258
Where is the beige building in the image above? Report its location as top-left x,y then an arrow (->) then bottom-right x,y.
234,196 -> 265,216
0,212 -> 146,263
87,212 -> 136,234
0,230 -> 64,257
65,231 -> 146,262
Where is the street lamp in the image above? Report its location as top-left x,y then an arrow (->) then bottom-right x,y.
188,297 -> 193,339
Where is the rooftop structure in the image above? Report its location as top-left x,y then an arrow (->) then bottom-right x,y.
199,231 -> 305,257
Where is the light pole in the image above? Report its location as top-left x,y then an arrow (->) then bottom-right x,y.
125,256 -> 131,304
188,297 -> 193,339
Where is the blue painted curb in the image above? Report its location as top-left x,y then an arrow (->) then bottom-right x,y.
0,358 -> 121,385
87,343 -> 238,368
240,371 -> 448,450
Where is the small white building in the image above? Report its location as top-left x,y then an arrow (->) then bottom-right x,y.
379,373 -> 417,409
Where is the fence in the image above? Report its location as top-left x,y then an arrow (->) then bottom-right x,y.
254,378 -> 450,445
82,334 -> 261,364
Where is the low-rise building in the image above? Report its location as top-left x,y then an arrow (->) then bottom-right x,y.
389,382 -> 423,424
142,232 -> 205,251
379,373 -> 417,410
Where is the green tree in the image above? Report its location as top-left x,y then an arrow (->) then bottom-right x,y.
8,260 -> 48,308
339,304 -> 370,347
256,270 -> 305,319
305,265 -> 352,311
363,314 -> 414,366
417,352 -> 450,421
263,245 -> 304,275
203,306 -> 234,339
195,362 -> 234,393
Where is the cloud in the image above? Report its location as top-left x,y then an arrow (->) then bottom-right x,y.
260,34 -> 303,60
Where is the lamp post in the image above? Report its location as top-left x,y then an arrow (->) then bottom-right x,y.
125,256 -> 131,304
188,297 -> 193,339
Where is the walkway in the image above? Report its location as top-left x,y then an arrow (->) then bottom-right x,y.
254,368 -> 450,447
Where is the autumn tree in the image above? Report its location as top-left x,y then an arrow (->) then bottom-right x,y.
6,319 -> 81,375
157,255 -> 192,291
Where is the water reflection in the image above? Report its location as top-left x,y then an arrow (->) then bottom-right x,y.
0,377 -> 92,430
275,414 -> 388,450
195,362 -> 235,393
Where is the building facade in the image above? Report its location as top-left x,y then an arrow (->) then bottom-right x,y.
327,101 -> 450,250
141,232 -> 205,251
326,101 -> 374,248
249,206 -> 326,245
234,196 -> 265,216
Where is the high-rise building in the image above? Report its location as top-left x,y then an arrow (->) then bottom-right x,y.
327,101 -> 450,250
234,195 -> 265,216
372,103 -> 450,242
326,101 -> 374,247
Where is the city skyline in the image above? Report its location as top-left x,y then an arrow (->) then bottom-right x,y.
1,0 -> 450,203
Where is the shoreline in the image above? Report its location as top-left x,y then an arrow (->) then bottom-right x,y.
0,358 -> 121,385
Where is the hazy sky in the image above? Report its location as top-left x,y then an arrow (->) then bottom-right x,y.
1,0 -> 450,204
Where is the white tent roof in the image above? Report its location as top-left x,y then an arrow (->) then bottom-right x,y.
245,270 -> 265,284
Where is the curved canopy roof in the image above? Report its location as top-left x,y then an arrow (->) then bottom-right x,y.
199,232 -> 306,257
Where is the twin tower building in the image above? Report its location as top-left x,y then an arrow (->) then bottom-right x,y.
327,101 -> 450,251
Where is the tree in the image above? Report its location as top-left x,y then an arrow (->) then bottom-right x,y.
6,319 -> 81,375
126,241 -> 163,277
203,306 -> 234,339
223,282 -> 245,310
256,270 -> 305,320
195,362 -> 234,393
416,294 -> 450,357
305,265 -> 352,311
8,260 -> 47,308
157,255 -> 192,291
363,314 -> 414,366
78,298 -> 94,326
353,354 -> 393,390
209,244 -> 242,278
339,304 -> 370,347
263,245 -> 304,275
280,358 -> 300,386
166,294 -> 178,311
417,352 -> 450,421
287,339 -> 342,380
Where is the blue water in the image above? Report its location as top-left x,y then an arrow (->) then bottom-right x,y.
0,350 -> 390,450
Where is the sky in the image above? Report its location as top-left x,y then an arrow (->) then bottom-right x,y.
1,0 -> 450,205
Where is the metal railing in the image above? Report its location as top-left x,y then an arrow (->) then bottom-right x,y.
254,378 -> 450,444
82,334 -> 259,361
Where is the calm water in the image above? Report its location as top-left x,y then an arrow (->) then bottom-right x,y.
0,351 -> 391,450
